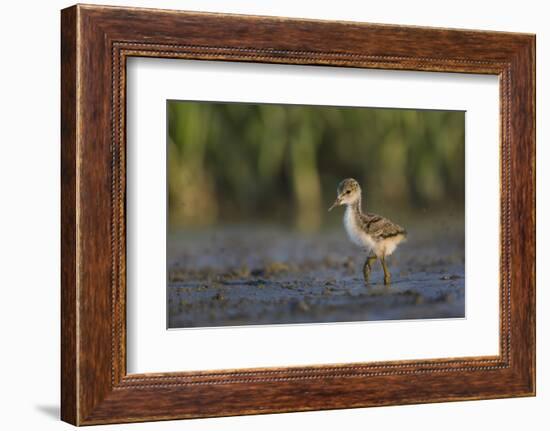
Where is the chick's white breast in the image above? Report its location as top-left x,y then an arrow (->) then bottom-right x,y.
343,207 -> 375,251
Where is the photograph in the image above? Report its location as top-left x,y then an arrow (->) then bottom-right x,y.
167,100 -> 466,328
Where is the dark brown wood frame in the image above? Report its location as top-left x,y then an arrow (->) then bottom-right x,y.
61,4 -> 535,426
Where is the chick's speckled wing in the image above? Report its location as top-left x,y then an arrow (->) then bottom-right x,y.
360,212 -> 407,240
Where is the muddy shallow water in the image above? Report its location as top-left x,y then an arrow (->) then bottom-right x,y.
167,220 -> 464,328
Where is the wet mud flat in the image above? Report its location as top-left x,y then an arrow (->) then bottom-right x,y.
167,222 -> 465,328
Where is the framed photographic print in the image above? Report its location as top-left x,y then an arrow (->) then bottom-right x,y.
61,4 -> 535,425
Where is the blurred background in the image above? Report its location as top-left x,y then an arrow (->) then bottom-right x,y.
167,101 -> 464,232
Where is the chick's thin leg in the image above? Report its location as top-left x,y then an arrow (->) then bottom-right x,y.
363,254 -> 377,284
381,255 -> 391,285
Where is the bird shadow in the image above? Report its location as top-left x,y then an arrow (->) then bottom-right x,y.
35,404 -> 59,420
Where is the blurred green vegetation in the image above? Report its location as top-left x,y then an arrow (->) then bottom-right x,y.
168,101 -> 464,231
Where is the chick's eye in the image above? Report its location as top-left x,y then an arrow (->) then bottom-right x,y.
345,190 -> 351,194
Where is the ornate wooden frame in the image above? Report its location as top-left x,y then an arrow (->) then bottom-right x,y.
61,4 -> 535,425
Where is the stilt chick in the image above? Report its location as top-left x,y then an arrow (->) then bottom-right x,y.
329,178 -> 406,285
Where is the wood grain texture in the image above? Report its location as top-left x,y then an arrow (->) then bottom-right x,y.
60,4 -> 535,425
60,5 -> 78,425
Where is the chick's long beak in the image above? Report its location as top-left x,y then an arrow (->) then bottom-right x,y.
328,198 -> 341,212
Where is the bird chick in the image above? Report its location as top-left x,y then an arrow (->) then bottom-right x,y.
329,178 -> 406,285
